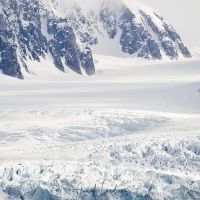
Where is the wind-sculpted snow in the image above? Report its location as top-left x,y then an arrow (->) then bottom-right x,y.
0,0 -> 192,79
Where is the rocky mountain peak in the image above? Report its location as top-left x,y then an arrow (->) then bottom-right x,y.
0,0 -> 192,79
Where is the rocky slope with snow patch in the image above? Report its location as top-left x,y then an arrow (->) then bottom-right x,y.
0,0 -> 192,79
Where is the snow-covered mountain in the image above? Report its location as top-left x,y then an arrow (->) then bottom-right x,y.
0,0 -> 192,79
1,1 -> 200,199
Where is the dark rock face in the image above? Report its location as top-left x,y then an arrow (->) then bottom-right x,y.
0,0 -> 95,79
55,26 -> 80,74
141,11 -> 178,59
119,8 -> 142,54
68,6 -> 98,46
18,22 -> 48,62
0,1 -> 23,79
147,39 -> 162,59
0,36 -> 23,79
99,5 -> 117,39
79,46 -> 95,75
0,0 -> 48,79
48,20 -> 81,74
119,8 -> 162,59
178,42 -> 192,58
47,14 -> 95,75
0,0 -> 192,79
141,11 -> 192,59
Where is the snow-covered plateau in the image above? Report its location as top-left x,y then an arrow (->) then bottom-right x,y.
0,53 -> 200,199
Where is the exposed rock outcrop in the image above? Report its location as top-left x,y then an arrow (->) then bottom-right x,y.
0,0 -> 192,79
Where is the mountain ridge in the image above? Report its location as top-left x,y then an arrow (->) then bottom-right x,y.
0,0 -> 192,79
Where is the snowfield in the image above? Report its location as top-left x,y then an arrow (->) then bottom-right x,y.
0,52 -> 200,199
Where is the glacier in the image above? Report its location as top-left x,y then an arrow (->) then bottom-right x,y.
0,54 -> 200,199
0,0 -> 200,199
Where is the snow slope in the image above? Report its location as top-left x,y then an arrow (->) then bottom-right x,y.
0,54 -> 200,199
0,54 -> 200,113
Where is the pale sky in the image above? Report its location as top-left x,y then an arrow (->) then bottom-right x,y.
136,0 -> 200,47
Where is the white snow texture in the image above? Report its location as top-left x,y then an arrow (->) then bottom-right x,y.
0,0 -> 200,199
